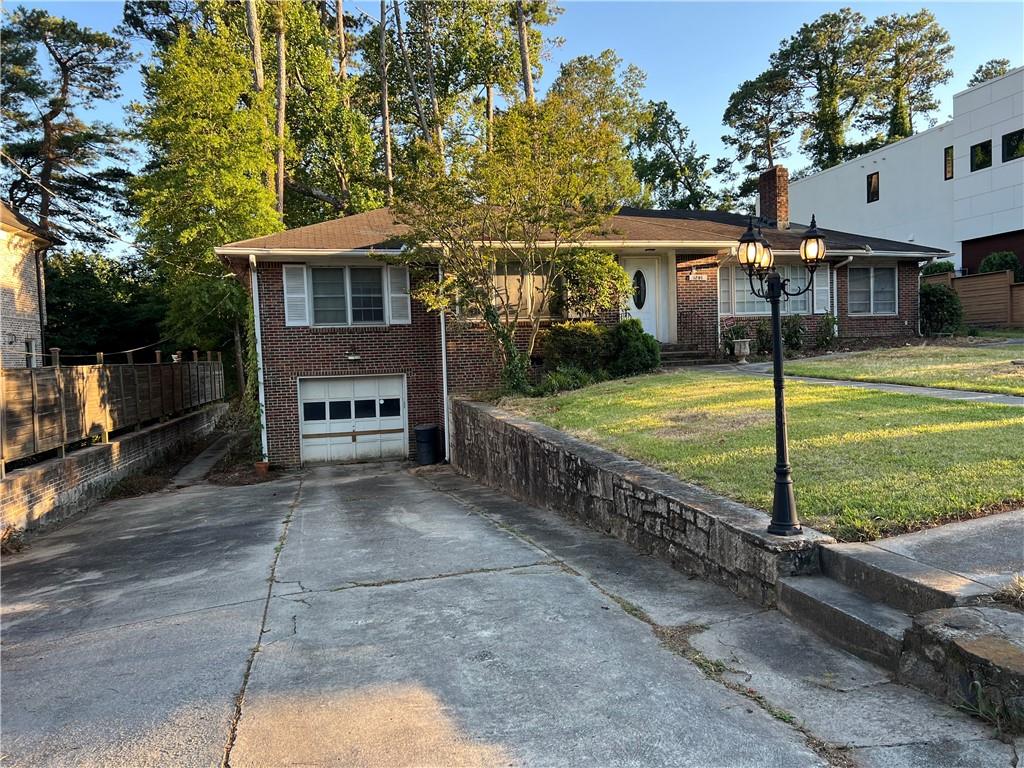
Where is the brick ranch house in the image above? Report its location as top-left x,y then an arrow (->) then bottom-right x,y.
216,167 -> 949,468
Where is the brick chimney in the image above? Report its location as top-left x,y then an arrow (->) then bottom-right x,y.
758,165 -> 789,229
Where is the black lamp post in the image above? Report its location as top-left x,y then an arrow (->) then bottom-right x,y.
736,215 -> 827,536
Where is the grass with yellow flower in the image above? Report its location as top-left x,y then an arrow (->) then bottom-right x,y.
507,370 -> 1024,541
784,344 -> 1024,396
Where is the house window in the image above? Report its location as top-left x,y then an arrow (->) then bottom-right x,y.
25,340 -> 37,368
944,146 -> 954,180
1002,129 -> 1024,163
309,266 -> 386,326
349,267 -> 385,323
848,267 -> 897,315
970,139 -> 992,171
311,268 -> 348,325
719,266 -> 821,316
866,172 -> 879,203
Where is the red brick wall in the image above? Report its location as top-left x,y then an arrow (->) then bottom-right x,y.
255,262 -> 444,468
676,256 -> 721,354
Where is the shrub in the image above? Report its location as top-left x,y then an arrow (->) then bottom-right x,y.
979,251 -> 1023,282
922,260 -> 956,276
608,318 -> 660,377
782,314 -> 806,351
532,365 -> 597,396
722,322 -> 750,356
814,312 -> 838,350
920,283 -> 963,335
543,321 -> 611,371
755,319 -> 772,355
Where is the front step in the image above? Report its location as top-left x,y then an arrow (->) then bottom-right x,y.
778,575 -> 912,671
659,348 -> 715,368
820,543 -> 992,615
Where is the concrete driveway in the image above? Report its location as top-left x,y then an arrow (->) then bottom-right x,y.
1,464 -> 1007,767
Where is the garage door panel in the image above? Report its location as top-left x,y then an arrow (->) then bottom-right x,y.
299,376 -> 407,464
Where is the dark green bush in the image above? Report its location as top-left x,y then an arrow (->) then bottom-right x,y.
814,312 -> 838,351
608,318 -> 660,377
543,321 -> 611,371
920,284 -> 963,335
979,251 -> 1023,282
922,260 -> 956,276
722,322 -> 750,356
532,365 -> 598,396
755,319 -> 772,355
782,314 -> 806,351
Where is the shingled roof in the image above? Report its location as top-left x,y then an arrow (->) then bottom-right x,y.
217,206 -> 949,257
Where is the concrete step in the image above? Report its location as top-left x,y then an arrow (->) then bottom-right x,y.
659,343 -> 699,353
777,575 -> 913,671
659,350 -> 706,360
820,543 -> 992,615
660,358 -> 716,368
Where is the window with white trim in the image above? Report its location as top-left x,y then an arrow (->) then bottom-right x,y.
719,265 -> 829,316
848,266 -> 897,315
282,264 -> 410,327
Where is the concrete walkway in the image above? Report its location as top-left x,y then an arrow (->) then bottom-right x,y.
171,431 -> 239,487
709,362 -> 1024,406
1,465 -> 1013,767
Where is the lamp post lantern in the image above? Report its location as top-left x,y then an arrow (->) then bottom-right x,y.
737,215 -> 826,536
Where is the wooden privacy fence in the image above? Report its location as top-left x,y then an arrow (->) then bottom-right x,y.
923,269 -> 1024,328
1,350 -> 225,476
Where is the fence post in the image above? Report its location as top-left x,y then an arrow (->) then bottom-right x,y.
128,351 -> 142,431
51,348 -> 67,458
96,352 -> 109,442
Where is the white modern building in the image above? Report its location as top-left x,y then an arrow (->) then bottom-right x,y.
790,66 -> 1024,273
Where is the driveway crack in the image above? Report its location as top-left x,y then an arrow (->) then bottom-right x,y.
220,476 -> 303,768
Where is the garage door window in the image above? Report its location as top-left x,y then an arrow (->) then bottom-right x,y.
329,400 -> 351,419
354,399 -> 376,418
380,398 -> 401,417
303,401 -> 326,421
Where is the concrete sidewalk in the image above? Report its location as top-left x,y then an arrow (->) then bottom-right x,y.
1,464 -> 1013,767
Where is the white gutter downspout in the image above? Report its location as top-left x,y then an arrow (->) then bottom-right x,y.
249,255 -> 270,462
439,265 -> 451,462
831,256 -> 854,338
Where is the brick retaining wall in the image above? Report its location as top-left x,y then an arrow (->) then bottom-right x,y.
450,399 -> 833,605
1,403 -> 228,532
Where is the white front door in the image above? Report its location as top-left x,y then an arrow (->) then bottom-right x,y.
623,257 -> 659,338
299,375 -> 407,463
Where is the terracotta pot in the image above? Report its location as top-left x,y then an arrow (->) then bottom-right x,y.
254,461 -> 270,477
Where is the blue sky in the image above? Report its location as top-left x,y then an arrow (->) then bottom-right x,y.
16,0 -> 1024,178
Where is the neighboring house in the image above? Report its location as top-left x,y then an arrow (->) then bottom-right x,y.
1,201 -> 58,369
216,169 -> 947,468
789,66 -> 1024,274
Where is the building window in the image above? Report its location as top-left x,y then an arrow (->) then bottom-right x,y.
970,139 -> 992,171
310,266 -> 385,326
848,266 -> 897,315
944,146 -> 954,180
719,266 -> 818,316
1002,129 -> 1024,163
25,340 -> 36,368
866,172 -> 879,203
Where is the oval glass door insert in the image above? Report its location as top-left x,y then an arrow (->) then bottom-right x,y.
632,270 -> 647,309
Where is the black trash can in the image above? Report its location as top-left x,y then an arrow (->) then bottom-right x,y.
414,423 -> 439,465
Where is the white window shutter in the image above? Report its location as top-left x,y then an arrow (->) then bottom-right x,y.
388,266 -> 412,325
813,265 -> 830,314
282,264 -> 309,326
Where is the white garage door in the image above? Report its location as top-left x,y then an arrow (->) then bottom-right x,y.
299,376 -> 407,463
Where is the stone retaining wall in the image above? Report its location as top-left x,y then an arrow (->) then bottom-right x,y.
1,403 -> 228,532
450,399 -> 833,605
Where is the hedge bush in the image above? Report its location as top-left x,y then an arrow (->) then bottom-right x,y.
920,283 -> 963,335
814,312 -> 838,351
532,365 -> 599,397
543,321 -> 611,371
979,251 -> 1023,282
608,318 -> 660,377
782,314 -> 806,351
922,260 -> 956,276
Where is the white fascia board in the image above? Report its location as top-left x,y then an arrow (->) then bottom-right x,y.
215,247 -> 406,259
418,240 -> 737,250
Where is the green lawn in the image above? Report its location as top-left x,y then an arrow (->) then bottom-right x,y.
508,371 -> 1024,541
784,345 -> 1024,396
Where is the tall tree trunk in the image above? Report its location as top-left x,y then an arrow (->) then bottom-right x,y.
275,4 -> 287,216
244,0 -> 265,92
379,0 -> 393,203
336,0 -> 348,95
233,322 -> 246,395
485,84 -> 494,151
515,1 -> 535,104
392,0 -> 430,142
421,5 -> 445,153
